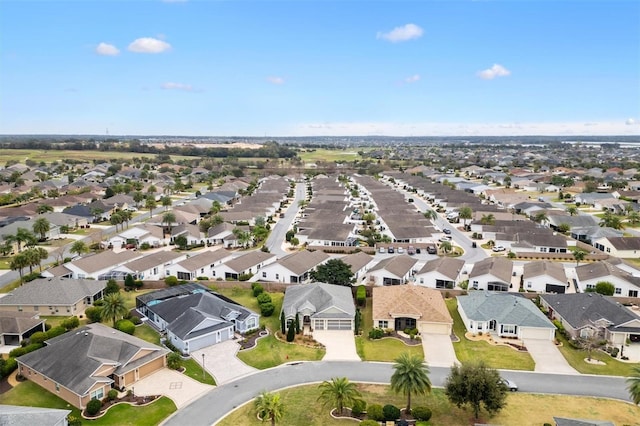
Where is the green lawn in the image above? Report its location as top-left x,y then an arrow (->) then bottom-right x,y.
0,257 -> 10,269
134,324 -> 161,345
0,149 -> 194,164
218,383 -> 640,426
355,297 -> 423,361
236,334 -> 325,369
297,148 -> 363,163
182,357 -> 216,385
446,298 -> 535,371
41,315 -> 88,329
212,286 -> 284,332
555,333 -> 635,376
0,381 -> 177,426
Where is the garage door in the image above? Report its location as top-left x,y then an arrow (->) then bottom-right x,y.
419,323 -> 451,335
326,320 -> 352,330
314,320 -> 325,330
545,283 -> 566,294
522,327 -> 553,340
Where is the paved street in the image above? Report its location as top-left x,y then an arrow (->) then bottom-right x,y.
161,361 -> 632,426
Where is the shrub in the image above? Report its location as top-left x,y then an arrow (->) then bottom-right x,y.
238,273 -> 252,282
351,399 -> 366,417
130,316 -> 142,325
367,404 -> 384,421
252,284 -> 264,297
368,328 -> 384,340
611,347 -> 620,357
10,343 -> 43,358
286,325 -> 295,342
134,280 -> 143,289
256,292 -> 272,305
93,299 -> 105,307
167,352 -> 182,370
0,357 -> 17,378
107,389 -> 118,401
46,326 -> 66,339
116,320 -> 135,335
383,404 -> 400,421
85,307 -> 103,323
412,406 -> 432,421
165,276 -> 179,286
61,316 -> 80,330
356,285 -> 366,306
196,276 -> 208,280
29,331 -> 48,345
260,302 -> 275,317
360,421 -> 379,426
140,242 -> 151,250
164,339 -> 179,353
105,279 -> 120,294
86,398 -> 102,416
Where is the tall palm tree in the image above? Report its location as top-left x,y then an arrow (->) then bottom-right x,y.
533,212 -> 548,224
11,228 -> 37,252
627,365 -> 640,405
628,211 -> 640,226
254,391 -> 284,426
32,217 -> 51,241
573,249 -> 587,266
566,206 -> 578,216
34,247 -> 48,272
423,210 -> 437,221
101,292 -> 128,328
120,210 -> 133,229
145,197 -> 157,218
210,200 -> 222,215
70,240 -> 89,257
458,206 -> 473,229
10,253 -> 29,283
440,240 -> 453,254
317,377 -> 362,416
390,352 -> 432,413
36,204 -> 54,214
480,214 -> 495,225
161,196 -> 172,211
163,212 -> 177,237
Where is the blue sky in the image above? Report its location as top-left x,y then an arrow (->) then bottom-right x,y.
1,0 -> 639,137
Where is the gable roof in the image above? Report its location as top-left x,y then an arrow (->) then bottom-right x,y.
175,249 -> 232,271
469,257 -> 513,283
372,286 -> 452,324
457,291 -> 555,328
575,261 -> 640,288
17,323 -> 168,396
417,257 -> 465,281
340,252 -> 374,273
523,261 -> 567,283
602,236 -> 640,251
0,405 -> 71,426
275,250 -> 330,275
281,282 -> 355,319
369,255 -> 418,277
222,251 -> 276,273
69,250 -> 141,274
0,311 -> 44,335
122,250 -> 184,272
540,293 -> 640,330
0,278 -> 105,307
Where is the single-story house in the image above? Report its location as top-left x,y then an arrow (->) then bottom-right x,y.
593,236 -> 640,258
414,257 -> 465,290
0,311 -> 46,346
211,251 -> 277,281
142,286 -> 259,355
0,277 -> 105,316
372,285 -> 453,334
249,249 -> 330,284
61,250 -> 142,280
17,323 -> 169,409
468,257 -> 514,292
107,224 -> 166,249
118,250 -> 187,281
457,291 -> 556,340
340,251 -> 376,285
281,282 -> 355,331
522,261 -> 568,294
575,261 -> 640,298
165,249 -> 234,281
540,293 -> 640,356
0,405 -> 71,426
366,255 -> 418,286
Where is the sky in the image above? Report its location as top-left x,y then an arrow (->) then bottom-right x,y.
1,0 -> 639,137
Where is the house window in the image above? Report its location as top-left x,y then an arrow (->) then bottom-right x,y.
152,267 -> 158,275
502,324 -> 516,334
527,282 -> 532,288
615,288 -> 622,295
18,306 -> 22,312
469,321 -> 474,329
540,247 -> 547,253
379,320 -> 388,328
262,272 -> 267,278
472,281 -> 478,289
212,271 -> 216,276
90,388 -> 104,400
629,290 -> 639,298
34,306 -> 39,311
419,278 -> 424,284
246,317 -> 256,329
275,274 -> 279,280
579,328 -> 592,338
477,323 -> 483,331
586,284 -> 595,290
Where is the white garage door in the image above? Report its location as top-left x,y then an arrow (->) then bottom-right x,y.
419,323 -> 451,335
522,327 -> 553,340
326,320 -> 352,330
314,320 -> 325,330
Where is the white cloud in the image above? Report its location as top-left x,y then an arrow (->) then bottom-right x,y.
626,118 -> 638,125
128,37 -> 171,54
161,82 -> 195,92
404,74 -> 420,83
377,24 -> 423,43
266,76 -> 285,85
95,42 -> 120,56
477,64 -> 511,80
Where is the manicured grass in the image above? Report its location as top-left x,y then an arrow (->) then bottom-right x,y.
182,357 -> 216,385
134,324 -> 161,345
0,149 -> 194,164
0,278 -> 22,293
446,298 -> 535,371
0,257 -> 10,269
555,333 -> 634,376
356,297 -> 423,361
85,396 -> 177,426
121,289 -> 153,311
236,334 -> 325,369
0,380 -> 82,418
38,238 -> 74,248
41,315 -> 88,328
218,383 -> 640,426
212,286 -> 284,332
297,148 -> 363,163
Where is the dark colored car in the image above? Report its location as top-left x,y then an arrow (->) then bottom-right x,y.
443,228 -> 452,234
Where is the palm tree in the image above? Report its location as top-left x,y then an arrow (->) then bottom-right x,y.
145,197 -> 157,218
628,211 -> 640,226
10,253 -> 29,283
163,212 -> 177,237
390,352 -> 431,413
161,196 -> 172,211
70,240 -> 89,257
34,247 -> 48,272
120,210 -> 133,229
101,292 -> 128,328
599,211 -> 624,230
233,229 -> 252,249
36,204 -> 54,214
566,206 -> 578,216
110,212 -> 123,231
210,200 -> 222,215
23,247 -> 42,274
480,214 -> 495,225
458,206 -> 473,229
32,217 -> 51,241
423,210 -> 437,221
10,228 -> 37,252
627,365 -> 640,405
440,240 -> 453,254
317,377 -> 362,416
533,212 -> 548,224
254,391 -> 284,426
573,249 -> 587,266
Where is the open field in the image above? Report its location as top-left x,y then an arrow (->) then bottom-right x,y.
298,148 -> 364,163
0,149 -> 194,164
218,383 -> 640,426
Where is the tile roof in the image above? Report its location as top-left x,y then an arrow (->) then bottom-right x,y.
372,286 -> 452,324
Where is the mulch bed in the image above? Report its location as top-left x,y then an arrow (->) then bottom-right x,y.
389,332 -> 422,346
239,329 -> 269,350
84,394 -> 160,418
0,377 -> 12,394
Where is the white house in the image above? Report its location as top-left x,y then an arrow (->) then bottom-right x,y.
119,251 -> 187,281
593,236 -> 640,258
415,257 -> 465,290
575,261 -> 640,298
166,249 -> 234,281
366,255 -> 418,286
62,251 -> 143,280
468,257 -> 514,292
341,252 -> 376,285
211,251 -> 277,281
250,250 -> 330,284
108,224 -> 166,249
522,261 -> 568,294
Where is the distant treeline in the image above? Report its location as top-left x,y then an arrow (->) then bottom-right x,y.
0,139 -> 298,159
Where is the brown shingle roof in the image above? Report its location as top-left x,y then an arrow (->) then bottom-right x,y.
372,286 -> 452,324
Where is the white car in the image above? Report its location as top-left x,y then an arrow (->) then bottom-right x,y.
439,235 -> 452,242
501,378 -> 518,391
492,245 -> 506,252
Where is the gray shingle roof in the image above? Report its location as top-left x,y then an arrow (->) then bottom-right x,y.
369,255 -> 418,278
276,250 -> 330,275
469,257 -> 513,283
281,282 -> 355,320
18,323 -> 168,396
417,257 -> 465,280
69,250 -> 141,274
457,291 -> 555,328
523,261 -> 567,283
575,261 -> 640,288
0,278 -> 105,307
122,250 -> 183,272
0,405 -> 71,426
175,249 -> 232,271
223,251 -> 276,273
0,312 -> 44,335
540,293 -> 640,330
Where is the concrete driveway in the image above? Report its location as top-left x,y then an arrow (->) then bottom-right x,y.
192,339 -> 257,385
312,330 -> 360,361
421,333 -> 459,367
132,368 -> 213,409
523,339 -> 578,374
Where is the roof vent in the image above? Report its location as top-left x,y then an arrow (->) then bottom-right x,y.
84,332 -> 89,336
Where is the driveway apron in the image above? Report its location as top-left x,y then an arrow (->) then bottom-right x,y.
131,368 -> 213,409
523,338 -> 579,374
192,340 -> 257,385
421,333 -> 459,367
312,330 -> 360,361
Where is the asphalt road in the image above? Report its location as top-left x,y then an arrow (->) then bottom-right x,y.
265,181 -> 306,256
161,361 -> 632,426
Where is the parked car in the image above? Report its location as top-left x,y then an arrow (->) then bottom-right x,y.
492,245 -> 506,252
501,378 -> 518,392
439,235 -> 452,242
443,228 -> 452,234
388,247 -> 395,254
426,245 -> 437,254
397,247 -> 404,254
407,245 -> 416,255
379,246 -> 386,254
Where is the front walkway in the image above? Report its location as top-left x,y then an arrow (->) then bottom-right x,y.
132,368 -> 213,409
312,330 -> 360,361
421,333 -> 459,367
523,339 -> 579,374
192,339 -> 257,385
